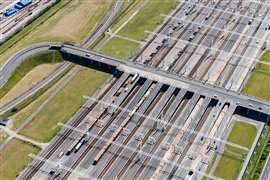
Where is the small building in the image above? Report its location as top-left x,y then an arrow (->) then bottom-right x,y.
15,0 -> 32,9
4,8 -> 17,17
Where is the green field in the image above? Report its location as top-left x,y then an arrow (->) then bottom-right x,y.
20,68 -> 109,142
0,139 -> 40,180
214,151 -> 244,180
227,121 -> 258,154
15,0 -> 178,142
214,121 -> 257,180
0,51 -> 63,100
117,0 -> 177,41
243,50 -> 270,100
100,36 -> 139,58
9,68 -> 75,130
98,0 -> 178,58
242,50 -> 270,179
243,126 -> 270,180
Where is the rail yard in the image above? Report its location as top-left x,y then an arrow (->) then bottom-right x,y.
0,0 -> 269,179
0,0 -> 56,43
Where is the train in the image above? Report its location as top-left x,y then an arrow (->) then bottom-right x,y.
66,133 -> 86,155
4,0 -> 32,17
131,73 -> 139,83
66,131 -> 92,155
15,0 -> 33,9
4,8 -> 17,17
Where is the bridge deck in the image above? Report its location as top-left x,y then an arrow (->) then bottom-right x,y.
60,45 -> 270,116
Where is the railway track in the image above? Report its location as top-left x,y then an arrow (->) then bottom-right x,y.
0,0 -> 41,34
20,0 -> 270,179
96,84 -> 166,178
132,0 -> 268,89
17,0 -> 125,179
78,0 -> 268,178
0,0 -> 124,114
19,71 -> 121,180
61,77 -> 149,179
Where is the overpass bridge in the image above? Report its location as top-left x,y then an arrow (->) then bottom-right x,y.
58,44 -> 270,119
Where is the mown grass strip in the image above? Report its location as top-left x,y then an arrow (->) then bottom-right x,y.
0,63 -> 72,118
20,67 -> 109,142
17,0 -> 179,143
0,139 -> 40,180
214,151 -> 245,180
243,51 -> 270,100
0,51 -> 63,99
243,125 -> 270,180
242,50 -> 270,179
226,121 -> 257,154
214,121 -> 257,180
98,0 -> 178,58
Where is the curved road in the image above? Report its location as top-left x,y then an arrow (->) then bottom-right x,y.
0,42 -> 58,87
0,0 -> 124,114
82,0 -> 124,48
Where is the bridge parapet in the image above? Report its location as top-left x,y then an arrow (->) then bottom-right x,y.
59,44 -> 270,117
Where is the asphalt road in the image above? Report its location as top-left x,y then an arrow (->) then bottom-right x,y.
1,41 -> 269,116
60,44 -> 270,115
3,0 -> 270,179
82,0 -> 124,48
0,0 -> 124,114
0,42 -> 55,87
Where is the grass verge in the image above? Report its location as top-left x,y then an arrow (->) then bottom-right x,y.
242,49 -> 270,179
0,51 -> 63,100
9,66 -> 75,130
0,63 -> 60,106
0,139 -> 41,180
97,0 -> 178,58
20,67 -> 109,142
15,0 -> 178,142
214,151 -> 244,180
214,121 -> 257,180
0,64 -> 73,118
243,125 -> 270,180
227,121 -> 257,154
243,50 -> 270,100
